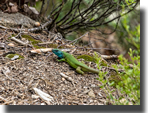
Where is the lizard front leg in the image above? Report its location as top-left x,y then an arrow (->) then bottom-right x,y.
76,67 -> 84,75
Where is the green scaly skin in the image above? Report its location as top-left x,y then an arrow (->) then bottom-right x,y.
55,50 -> 99,75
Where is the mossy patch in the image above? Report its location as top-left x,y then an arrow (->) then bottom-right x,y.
76,54 -> 96,62
21,35 -> 44,49
5,53 -> 24,59
76,54 -> 107,66
48,43 -> 58,48
99,60 -> 108,66
108,71 -> 123,87
21,35 -> 41,44
48,43 -> 65,49
109,74 -> 122,82
8,34 -> 16,39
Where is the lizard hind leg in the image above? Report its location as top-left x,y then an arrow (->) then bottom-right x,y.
57,58 -> 65,62
76,67 -> 84,75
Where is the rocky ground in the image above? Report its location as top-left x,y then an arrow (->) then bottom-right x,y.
0,13 -> 121,105
0,30 -> 108,105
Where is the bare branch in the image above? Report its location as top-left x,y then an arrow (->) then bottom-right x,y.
40,0 -> 45,15
27,0 -> 139,35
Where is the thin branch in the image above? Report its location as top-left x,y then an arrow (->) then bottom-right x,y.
43,0 -> 139,35
56,0 -> 77,24
50,2 -> 63,16
44,0 -> 50,17
40,0 -> 45,15
57,32 -> 88,48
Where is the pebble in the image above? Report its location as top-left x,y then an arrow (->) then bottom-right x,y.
91,84 -> 96,88
34,22 -> 40,27
8,43 -> 15,47
11,55 -> 19,60
41,103 -> 46,105
0,43 -> 5,48
62,77 -> 65,81
32,95 -> 39,99
88,89 -> 95,98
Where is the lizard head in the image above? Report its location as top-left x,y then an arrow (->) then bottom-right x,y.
52,49 -> 64,59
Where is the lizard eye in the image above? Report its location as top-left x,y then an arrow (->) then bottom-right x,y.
54,50 -> 59,52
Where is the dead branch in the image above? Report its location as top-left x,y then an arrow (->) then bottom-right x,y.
11,37 -> 30,46
46,0 -> 139,35
60,73 -> 76,84
0,18 -> 52,33
33,88 -> 54,105
30,48 -> 53,54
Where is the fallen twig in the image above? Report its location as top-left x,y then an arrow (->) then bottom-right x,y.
101,55 -> 118,60
102,66 -> 125,73
30,48 -> 71,54
28,19 -> 52,32
0,18 -> 52,33
60,73 -> 76,86
30,48 -> 53,54
38,42 -> 53,45
2,67 -> 15,81
0,25 -> 27,32
11,37 -> 31,47
33,88 -> 54,105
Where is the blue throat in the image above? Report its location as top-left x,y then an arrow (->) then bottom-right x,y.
52,49 -> 64,59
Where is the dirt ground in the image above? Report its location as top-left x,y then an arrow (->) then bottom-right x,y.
0,25 -> 112,105
0,55 -> 107,105
0,12 -> 121,105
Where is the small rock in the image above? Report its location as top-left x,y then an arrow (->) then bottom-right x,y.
41,103 -> 46,105
8,43 -> 15,47
98,92 -> 103,97
91,84 -> 96,88
34,22 -> 40,27
89,99 -> 93,103
11,55 -> 19,60
0,43 -> 5,48
32,94 -> 39,99
83,89 -> 90,94
62,77 -> 65,81
88,89 -> 95,98
120,98 -> 133,105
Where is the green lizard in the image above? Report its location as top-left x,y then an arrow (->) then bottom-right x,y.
52,49 -> 99,74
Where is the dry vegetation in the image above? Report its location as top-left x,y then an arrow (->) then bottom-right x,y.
0,12 -> 123,105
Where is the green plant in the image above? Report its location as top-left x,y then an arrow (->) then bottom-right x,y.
96,48 -> 140,105
126,25 -> 140,55
96,9 -> 140,104
113,8 -> 140,54
115,48 -> 140,105
94,53 -> 116,104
